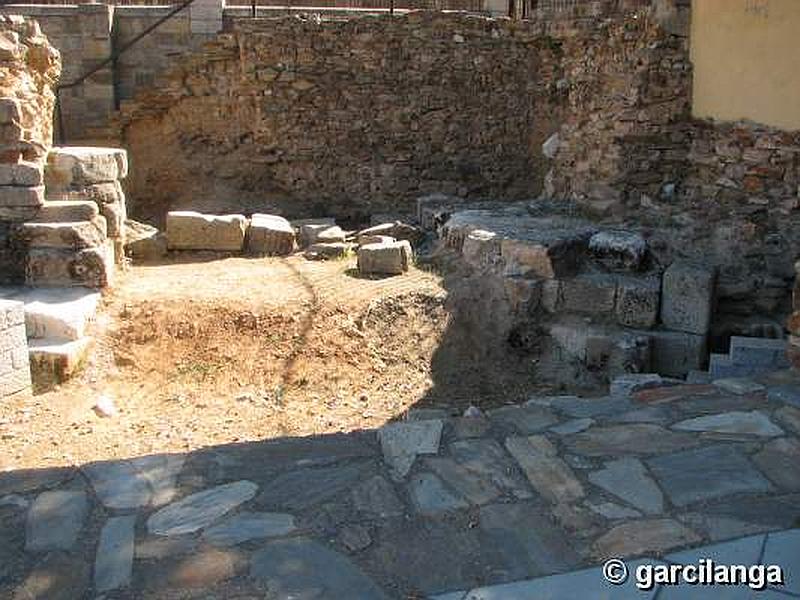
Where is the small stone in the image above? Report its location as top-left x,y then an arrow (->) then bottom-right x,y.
672,411 -> 783,437
542,132 -> 560,159
378,419 -> 443,479
592,519 -> 701,559
713,378 -> 766,395
339,524 -> 372,552
92,395 -> 118,418
26,490 -> 88,552
147,480 -> 258,536
202,511 -> 296,546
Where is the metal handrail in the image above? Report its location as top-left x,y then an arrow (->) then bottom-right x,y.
55,0 -> 200,142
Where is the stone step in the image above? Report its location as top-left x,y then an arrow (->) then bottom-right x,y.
707,352 -> 772,380
18,217 -> 107,250
729,336 -> 789,368
29,200 -> 99,223
28,336 -> 93,390
16,287 -> 100,342
26,242 -> 115,288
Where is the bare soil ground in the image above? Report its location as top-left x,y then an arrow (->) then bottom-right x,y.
0,254 -> 556,472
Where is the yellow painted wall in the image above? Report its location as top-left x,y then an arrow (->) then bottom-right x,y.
691,0 -> 800,131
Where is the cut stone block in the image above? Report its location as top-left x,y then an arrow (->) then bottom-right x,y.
615,276 -> 660,329
125,219 -> 166,261
500,236 -> 584,279
28,336 -> 93,389
30,200 -> 99,222
357,221 -> 422,244
45,146 -> 128,188
645,329 -> 707,377
561,274 -> 617,315
0,185 -> 45,220
729,336 -> 789,368
47,181 -> 124,205
166,211 -> 247,252
660,261 -> 716,335
18,216 -> 107,250
462,229 -> 500,269
0,161 -> 43,186
588,230 -> 647,271
21,287 -> 100,341
298,223 -> 345,247
26,243 -> 114,288
358,240 -> 413,276
0,299 -> 31,399
101,200 -> 126,239
305,242 -> 352,260
246,214 -> 296,256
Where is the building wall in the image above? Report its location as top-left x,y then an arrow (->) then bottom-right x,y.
691,0 -> 800,131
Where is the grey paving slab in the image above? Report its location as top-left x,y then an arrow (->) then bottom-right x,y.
607,405 -> 672,425
774,406 -> 800,435
672,411 -> 783,437
250,537 -> 389,599
424,457 -> 502,505
379,419 -> 443,479
761,529 -> 800,595
609,373 -> 665,397
94,515 -> 136,593
25,490 -> 88,552
547,396 -> 633,418
768,385 -> 800,409
713,378 -> 766,395
448,438 -> 532,500
593,519 -> 701,558
677,512 -> 781,543
753,438 -> 800,492
488,405 -> 559,434
505,436 -> 584,503
460,558 -> 662,600
135,535 -> 199,560
586,501 -> 642,520
409,472 -> 469,515
647,445 -> 773,507
202,511 -> 296,546
676,394 -> 765,415
549,418 -> 594,435
588,458 -> 664,515
83,454 -> 184,510
566,424 -> 699,457
147,480 -> 258,536
256,461 -> 373,511
351,475 -> 405,518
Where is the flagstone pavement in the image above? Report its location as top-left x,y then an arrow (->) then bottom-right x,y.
2,370 -> 800,599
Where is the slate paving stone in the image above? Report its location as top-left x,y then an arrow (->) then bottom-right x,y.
165,547 -> 244,588
586,501 -> 642,520
409,472 -> 469,515
12,551 -> 90,600
424,457 -> 502,506
451,416 -> 491,439
135,535 -> 199,560
250,537 -> 389,599
647,445 -> 773,507
761,529 -> 800,595
379,419 -> 443,479
147,480 -> 258,536
351,475 -> 405,518
94,515 -> 136,593
460,558 -> 664,600
505,436 -> 584,503
676,394 -> 766,415
478,503 -> 582,579
661,535 -> 767,600
256,461 -> 373,511
677,512 -> 779,542
25,489 -> 88,551
592,518 -> 701,558
607,405 -> 673,425
566,424 -> 699,457
588,457 -> 664,515
0,467 -> 74,497
767,385 -> 800,409
549,418 -> 594,435
83,454 -> 184,510
753,438 -> 800,491
691,494 -> 800,535
488,405 -> 559,434
202,511 -> 297,546
552,502 -> 606,539
774,406 -> 800,435
713,378 -> 766,395
547,396 -> 633,418
632,383 -> 717,405
672,411 -> 783,437
609,373 -> 666,397
449,438 -> 532,500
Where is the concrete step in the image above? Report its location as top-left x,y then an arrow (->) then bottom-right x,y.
729,336 -> 789,368
28,336 -> 93,391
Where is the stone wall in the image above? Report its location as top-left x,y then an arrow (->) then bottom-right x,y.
0,14 -> 60,283
0,300 -> 32,400
115,12 -> 551,224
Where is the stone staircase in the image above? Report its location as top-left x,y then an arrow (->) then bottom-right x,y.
703,336 -> 789,380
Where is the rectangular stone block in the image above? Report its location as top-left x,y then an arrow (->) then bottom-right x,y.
729,336 -> 789,368
616,276 -> 660,329
30,201 -> 99,223
29,337 -> 93,391
660,261 -> 716,335
561,274 -> 617,315
357,241 -> 412,276
18,216 -> 107,250
45,147 -> 128,188
166,211 -> 248,252
0,299 -> 25,330
47,181 -> 124,204
246,214 -> 296,256
501,237 -> 583,279
0,161 -> 43,186
100,200 -> 127,239
0,185 -> 45,207
26,243 -> 115,288
645,330 -> 707,378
